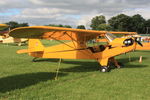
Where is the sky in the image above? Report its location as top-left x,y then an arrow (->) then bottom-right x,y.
0,0 -> 150,28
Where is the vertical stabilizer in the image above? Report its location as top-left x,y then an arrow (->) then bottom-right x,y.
28,39 -> 44,51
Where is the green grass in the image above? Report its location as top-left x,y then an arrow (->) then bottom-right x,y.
0,42 -> 150,100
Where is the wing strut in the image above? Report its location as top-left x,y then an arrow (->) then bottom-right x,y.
50,37 -> 75,49
65,31 -> 78,48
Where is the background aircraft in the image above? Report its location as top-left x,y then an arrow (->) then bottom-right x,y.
0,24 -> 28,46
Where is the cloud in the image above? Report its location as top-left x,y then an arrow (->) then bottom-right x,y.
0,0 -> 150,28
29,0 -> 69,6
16,8 -> 78,18
122,8 -> 150,19
77,11 -> 103,28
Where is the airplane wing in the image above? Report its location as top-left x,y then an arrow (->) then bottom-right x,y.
9,26 -> 106,41
9,26 -> 137,41
109,31 -> 137,35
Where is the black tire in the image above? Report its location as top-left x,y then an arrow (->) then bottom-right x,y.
100,66 -> 110,72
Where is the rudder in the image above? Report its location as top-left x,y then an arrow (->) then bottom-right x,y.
28,39 -> 44,50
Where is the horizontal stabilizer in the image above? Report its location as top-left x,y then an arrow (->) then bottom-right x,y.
17,48 -> 44,54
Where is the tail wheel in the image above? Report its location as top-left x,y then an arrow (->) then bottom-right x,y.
32,57 -> 38,62
100,66 -> 110,72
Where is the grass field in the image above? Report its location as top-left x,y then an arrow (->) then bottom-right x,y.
0,42 -> 150,100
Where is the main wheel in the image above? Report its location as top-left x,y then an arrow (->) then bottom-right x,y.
100,66 -> 110,72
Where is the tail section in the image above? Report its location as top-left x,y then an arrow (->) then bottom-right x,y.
28,39 -> 44,50
17,39 -> 44,54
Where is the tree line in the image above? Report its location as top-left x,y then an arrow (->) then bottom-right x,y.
90,14 -> 150,34
4,21 -> 86,29
4,14 -> 150,34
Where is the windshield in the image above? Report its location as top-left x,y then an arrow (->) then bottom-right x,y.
105,33 -> 117,42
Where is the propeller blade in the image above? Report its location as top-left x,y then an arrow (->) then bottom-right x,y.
137,41 -> 143,47
134,37 -> 143,47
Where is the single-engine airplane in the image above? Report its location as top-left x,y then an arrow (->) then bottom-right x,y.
0,24 -> 28,46
9,26 -> 142,72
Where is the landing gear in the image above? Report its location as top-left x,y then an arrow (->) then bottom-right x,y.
113,62 -> 124,68
98,57 -> 123,72
109,57 -> 124,69
100,66 -> 110,72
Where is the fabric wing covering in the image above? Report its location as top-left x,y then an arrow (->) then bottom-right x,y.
9,26 -> 107,41
9,26 -> 137,41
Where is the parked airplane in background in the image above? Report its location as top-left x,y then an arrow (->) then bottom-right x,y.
9,26 -> 142,72
0,24 -> 28,46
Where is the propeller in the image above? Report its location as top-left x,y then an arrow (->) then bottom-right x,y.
135,37 -> 143,47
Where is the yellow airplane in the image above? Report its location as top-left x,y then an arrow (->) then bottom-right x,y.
9,26 -> 142,72
0,24 -> 28,46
